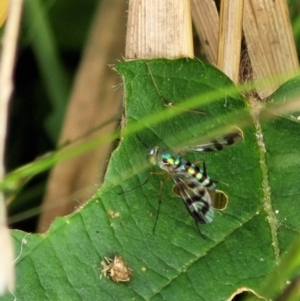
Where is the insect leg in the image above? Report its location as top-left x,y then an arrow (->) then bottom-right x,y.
202,160 -> 207,177
117,170 -> 165,195
195,159 -> 218,182
190,158 -> 207,177
152,174 -> 170,234
201,160 -> 219,190
117,175 -> 153,195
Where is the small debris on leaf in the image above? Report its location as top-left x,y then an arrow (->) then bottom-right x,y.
107,210 -> 120,219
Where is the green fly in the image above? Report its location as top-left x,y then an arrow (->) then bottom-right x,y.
133,129 -> 243,236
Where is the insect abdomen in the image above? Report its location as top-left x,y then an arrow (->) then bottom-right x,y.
182,161 -> 216,191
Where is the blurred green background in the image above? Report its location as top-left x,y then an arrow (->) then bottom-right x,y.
5,0 -> 98,231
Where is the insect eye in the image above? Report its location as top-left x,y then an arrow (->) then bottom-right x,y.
162,156 -> 173,166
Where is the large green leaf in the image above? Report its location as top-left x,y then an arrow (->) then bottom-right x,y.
3,59 -> 300,301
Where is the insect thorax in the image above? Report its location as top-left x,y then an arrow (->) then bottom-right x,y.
157,150 -> 182,171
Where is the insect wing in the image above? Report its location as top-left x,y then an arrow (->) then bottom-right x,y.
183,129 -> 243,153
173,177 -> 214,224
